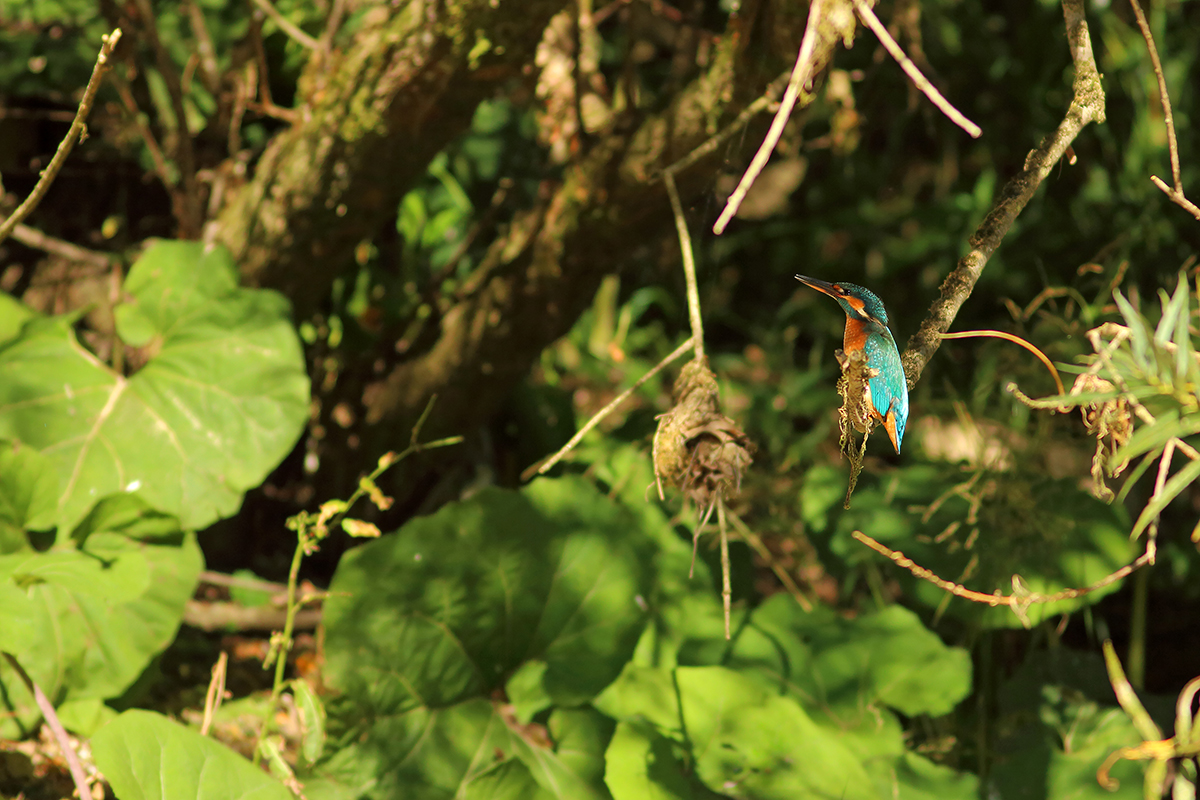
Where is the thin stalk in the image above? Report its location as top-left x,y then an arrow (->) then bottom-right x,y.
1128,566 -> 1148,690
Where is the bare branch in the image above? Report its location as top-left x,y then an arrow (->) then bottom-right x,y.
529,336 -> 695,478
851,0 -> 981,138
1127,0 -> 1200,220
0,28 -> 122,249
252,0 -> 321,50
661,70 -> 791,178
664,172 -> 705,361
7,223 -> 117,269
901,0 -> 1105,387
133,0 -> 202,237
853,530 -> 1151,618
1,652 -> 92,800
712,0 -> 824,234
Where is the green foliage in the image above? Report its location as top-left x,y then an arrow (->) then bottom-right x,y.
92,709 -> 293,800
0,240 -> 306,790
990,650 -> 1146,799
312,476 -> 978,800
0,241 -> 308,533
0,530 -> 201,738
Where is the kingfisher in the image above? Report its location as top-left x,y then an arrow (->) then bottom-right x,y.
795,275 -> 909,453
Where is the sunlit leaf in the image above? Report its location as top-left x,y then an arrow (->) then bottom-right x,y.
92,709 -> 292,800
0,241 -> 309,533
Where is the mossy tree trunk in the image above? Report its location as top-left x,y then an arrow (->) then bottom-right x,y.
213,0 -> 858,498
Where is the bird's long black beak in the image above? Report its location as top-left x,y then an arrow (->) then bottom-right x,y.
794,274 -> 841,298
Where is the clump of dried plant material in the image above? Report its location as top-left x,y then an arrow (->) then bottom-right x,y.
1067,372 -> 1132,500
652,357 -> 754,568
835,347 -> 878,508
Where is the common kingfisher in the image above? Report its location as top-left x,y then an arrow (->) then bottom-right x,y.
795,275 -> 909,453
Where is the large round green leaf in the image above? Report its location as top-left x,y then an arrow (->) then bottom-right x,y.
0,532 -> 202,738
321,476 -> 654,799
0,240 -> 309,533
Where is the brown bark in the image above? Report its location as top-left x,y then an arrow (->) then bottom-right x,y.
358,2 -> 859,448
215,0 -> 568,318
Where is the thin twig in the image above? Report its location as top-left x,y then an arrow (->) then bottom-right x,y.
251,0 -> 321,50
200,651 -> 228,736
851,0 -> 981,138
1150,176 -> 1200,219
664,172 -> 705,361
940,330 -> 1064,394
111,72 -> 174,189
901,0 -> 1105,388
661,70 -> 791,179
184,0 -> 220,92
1127,0 -> 1200,220
712,0 -> 824,234
726,508 -> 815,611
853,530 -> 1152,610
2,652 -> 91,800
0,28 -> 122,248
133,0 -> 202,237
530,336 -> 696,478
1128,0 -> 1179,191
319,0 -> 347,52
199,570 -> 288,594
717,493 -> 732,639
7,222 -> 117,269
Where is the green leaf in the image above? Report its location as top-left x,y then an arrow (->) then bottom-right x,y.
228,568 -> 275,608
70,492 -> 183,543
1130,456 -> 1200,539
55,697 -> 118,737
91,709 -> 293,800
292,679 -> 326,767
507,659 -> 554,724
311,700 -> 566,799
0,293 -> 37,348
0,241 -> 309,533
1114,290 -> 1150,371
1116,409 -> 1200,463
322,477 -> 655,797
0,533 -> 202,737
676,666 -> 876,799
992,650 -> 1146,799
324,477 -> 653,708
604,721 -> 699,800
3,539 -> 149,602
548,707 -> 616,796
0,441 -> 58,552
867,752 -> 979,800
876,474 -> 1134,628
743,598 -> 972,718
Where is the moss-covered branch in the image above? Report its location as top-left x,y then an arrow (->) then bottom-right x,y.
900,0 -> 1106,386
215,0 -> 568,318
356,3 -> 859,443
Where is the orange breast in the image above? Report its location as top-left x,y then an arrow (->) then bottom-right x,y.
843,319 -> 869,353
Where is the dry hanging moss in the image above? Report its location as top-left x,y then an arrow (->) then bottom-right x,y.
836,347 -> 880,508
1069,373 -> 1132,500
652,357 -> 754,512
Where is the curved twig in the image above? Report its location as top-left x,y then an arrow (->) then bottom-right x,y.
1127,0 -> 1200,220
850,0 -> 981,138
712,0 -> 824,234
